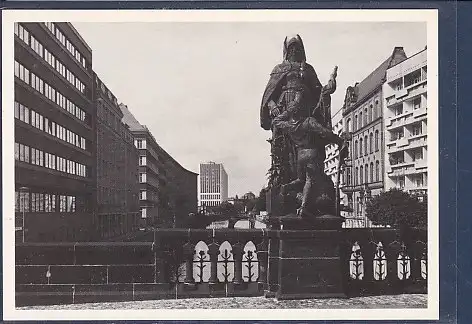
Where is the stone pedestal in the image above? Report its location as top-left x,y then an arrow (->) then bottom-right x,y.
267,215 -> 347,300
276,230 -> 346,299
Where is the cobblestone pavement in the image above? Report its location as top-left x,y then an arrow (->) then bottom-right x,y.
19,294 -> 427,310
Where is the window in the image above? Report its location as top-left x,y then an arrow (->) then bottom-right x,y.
364,136 -> 368,156
412,123 -> 423,136
346,118 -> 351,133
139,173 -> 147,183
369,133 -> 374,154
365,164 -> 368,184
30,35 -> 44,57
374,100 -> 379,119
413,97 -> 421,110
375,130 -> 379,151
376,161 -> 380,182
397,177 -> 405,189
135,139 -> 146,149
412,149 -> 423,161
31,73 -> 44,94
360,166 -> 363,184
354,115 -> 358,131
369,105 -> 373,123
44,48 -> 56,68
139,156 -> 146,166
16,191 -> 30,212
140,207 -> 147,219
140,190 -> 147,200
346,168 -> 351,186
370,162 -> 374,183
31,148 -> 44,166
14,102 -> 30,124
394,105 -> 403,116
364,108 -> 368,125
14,23 -> 29,44
17,143 -> 30,163
14,61 -> 30,84
359,112 -> 363,129
359,138 -> 363,156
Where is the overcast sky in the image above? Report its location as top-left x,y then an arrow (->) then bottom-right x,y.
73,22 -> 426,197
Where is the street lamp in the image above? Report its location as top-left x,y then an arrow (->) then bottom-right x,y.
19,186 -> 28,243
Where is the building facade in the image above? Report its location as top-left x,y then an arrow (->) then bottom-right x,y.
383,48 -> 428,200
94,75 -> 140,239
198,162 -> 228,207
120,104 -> 198,228
14,22 -> 95,242
341,47 -> 407,227
323,113 -> 347,214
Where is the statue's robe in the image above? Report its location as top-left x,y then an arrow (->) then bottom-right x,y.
260,61 -> 324,131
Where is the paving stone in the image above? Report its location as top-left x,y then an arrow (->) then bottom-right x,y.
17,294 -> 427,310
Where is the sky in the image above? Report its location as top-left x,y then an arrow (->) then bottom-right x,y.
73,21 -> 426,197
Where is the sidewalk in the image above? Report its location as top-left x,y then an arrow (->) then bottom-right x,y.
18,294 -> 427,310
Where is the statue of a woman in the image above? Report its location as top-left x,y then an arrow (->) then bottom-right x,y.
260,35 -> 348,219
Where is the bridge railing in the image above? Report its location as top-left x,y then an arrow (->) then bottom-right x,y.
15,227 -> 426,306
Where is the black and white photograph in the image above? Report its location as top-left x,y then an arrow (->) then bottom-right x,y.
2,9 -> 438,321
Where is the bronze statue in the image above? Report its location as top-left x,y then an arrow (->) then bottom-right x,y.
260,34 -> 349,220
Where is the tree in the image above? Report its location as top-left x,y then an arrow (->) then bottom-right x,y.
254,187 -> 267,212
366,188 -> 427,228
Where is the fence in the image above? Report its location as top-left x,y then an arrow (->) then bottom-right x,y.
15,227 -> 427,306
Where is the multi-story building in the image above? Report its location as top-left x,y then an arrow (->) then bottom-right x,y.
323,112 -> 347,213
14,22 -> 95,242
120,104 -> 198,228
94,75 -> 140,239
198,162 -> 228,207
341,47 -> 407,227
383,48 -> 428,200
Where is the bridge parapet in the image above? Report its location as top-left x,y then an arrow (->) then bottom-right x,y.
15,227 -> 427,306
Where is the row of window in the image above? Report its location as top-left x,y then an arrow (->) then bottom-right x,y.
15,142 -> 88,177
44,22 -> 87,70
349,161 -> 382,186
15,190 -> 81,213
353,130 -> 380,159
346,100 -> 380,133
200,194 -> 221,200
15,23 -> 86,94
15,101 -> 87,151
14,61 -> 87,123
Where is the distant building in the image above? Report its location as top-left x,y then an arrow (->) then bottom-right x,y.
383,48 -> 427,200
94,75 -> 140,239
14,22 -> 95,242
342,47 -> 407,227
121,104 -> 198,228
323,113 -> 347,215
198,162 -> 228,207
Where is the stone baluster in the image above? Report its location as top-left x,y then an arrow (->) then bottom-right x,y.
207,241 -> 220,284
182,241 -> 195,285
232,241 -> 244,285
256,239 -> 268,289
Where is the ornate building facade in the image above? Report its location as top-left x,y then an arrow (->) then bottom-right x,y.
342,47 -> 407,227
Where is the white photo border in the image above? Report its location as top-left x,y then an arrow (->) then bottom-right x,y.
2,9 -> 439,321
